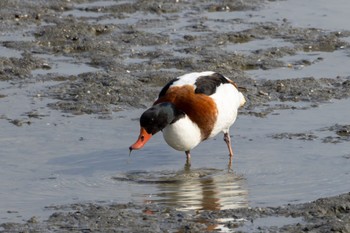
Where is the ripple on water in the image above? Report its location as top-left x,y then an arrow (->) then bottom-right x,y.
113,168 -> 248,211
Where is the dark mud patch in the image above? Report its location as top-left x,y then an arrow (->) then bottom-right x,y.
234,23 -> 350,52
320,124 -> 350,144
0,53 -> 47,80
270,124 -> 350,144
1,193 -> 349,233
40,73 -> 350,116
242,76 -> 350,117
46,71 -> 157,115
271,132 -> 318,141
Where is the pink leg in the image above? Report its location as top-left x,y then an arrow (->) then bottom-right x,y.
185,150 -> 191,165
224,132 -> 234,158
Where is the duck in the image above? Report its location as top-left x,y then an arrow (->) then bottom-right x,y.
129,71 -> 246,165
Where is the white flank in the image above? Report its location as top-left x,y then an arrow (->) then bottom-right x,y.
162,115 -> 202,151
239,92 -> 246,107
209,82 -> 242,138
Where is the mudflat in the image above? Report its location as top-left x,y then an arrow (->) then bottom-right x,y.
0,0 -> 349,232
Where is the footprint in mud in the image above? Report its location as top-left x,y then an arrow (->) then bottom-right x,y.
112,167 -> 248,211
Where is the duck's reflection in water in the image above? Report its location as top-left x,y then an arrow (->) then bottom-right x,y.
130,165 -> 248,211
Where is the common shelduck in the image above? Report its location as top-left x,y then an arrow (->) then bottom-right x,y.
129,71 -> 246,165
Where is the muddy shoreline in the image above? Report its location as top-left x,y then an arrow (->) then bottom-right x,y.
1,0 -> 349,232
1,192 -> 349,232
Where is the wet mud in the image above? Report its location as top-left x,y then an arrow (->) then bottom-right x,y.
1,193 -> 349,232
1,0 -> 350,232
271,124 -> 350,143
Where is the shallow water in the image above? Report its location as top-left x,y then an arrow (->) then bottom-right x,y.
1,0 -> 350,226
112,168 -> 248,210
31,54 -> 100,76
245,0 -> 350,31
1,98 -> 349,223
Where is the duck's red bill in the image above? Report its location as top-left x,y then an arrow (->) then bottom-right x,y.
129,127 -> 152,151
